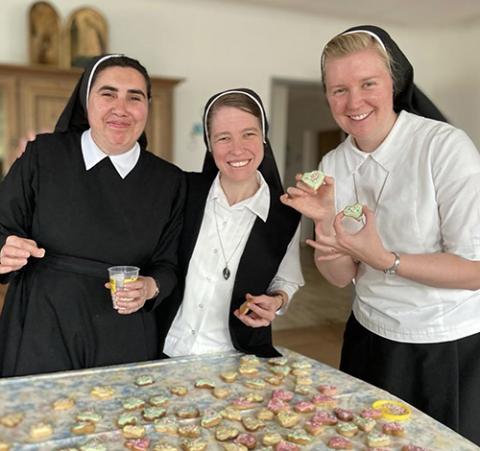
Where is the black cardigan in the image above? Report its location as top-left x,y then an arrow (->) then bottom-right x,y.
157,172 -> 301,357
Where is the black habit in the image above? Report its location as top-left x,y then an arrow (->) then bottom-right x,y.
0,132 -> 185,376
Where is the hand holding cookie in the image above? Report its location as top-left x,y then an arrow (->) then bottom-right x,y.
234,292 -> 284,328
280,172 -> 336,226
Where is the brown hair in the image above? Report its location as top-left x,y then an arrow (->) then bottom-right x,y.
206,92 -> 262,138
321,32 -> 397,91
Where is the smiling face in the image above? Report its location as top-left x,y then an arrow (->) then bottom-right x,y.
87,66 -> 149,155
209,106 -> 264,186
324,47 -> 398,152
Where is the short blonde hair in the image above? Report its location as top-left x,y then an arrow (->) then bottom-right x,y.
321,32 -> 397,91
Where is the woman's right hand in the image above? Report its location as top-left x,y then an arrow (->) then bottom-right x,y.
0,235 -> 45,274
280,175 -> 336,227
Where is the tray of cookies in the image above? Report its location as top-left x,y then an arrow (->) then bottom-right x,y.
0,348 -> 477,450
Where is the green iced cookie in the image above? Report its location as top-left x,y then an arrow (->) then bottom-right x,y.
343,203 -> 363,221
301,170 -> 325,190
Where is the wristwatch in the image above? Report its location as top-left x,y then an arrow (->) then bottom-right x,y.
383,252 -> 400,275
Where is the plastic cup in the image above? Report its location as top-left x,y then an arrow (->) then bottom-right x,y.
108,266 -> 139,307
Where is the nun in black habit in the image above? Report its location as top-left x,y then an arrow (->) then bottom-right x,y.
157,88 -> 303,358
0,54 -> 185,376
282,26 -> 480,444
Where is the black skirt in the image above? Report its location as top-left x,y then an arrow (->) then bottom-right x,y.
340,314 -> 480,446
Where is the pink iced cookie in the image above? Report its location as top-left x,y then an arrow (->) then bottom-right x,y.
334,407 -> 354,421
267,397 -> 290,413
275,440 -> 299,451
383,421 -> 406,436
312,394 -> 337,407
235,433 -> 257,449
360,407 -> 383,419
124,437 -> 150,451
401,446 -> 429,451
327,435 -> 353,449
311,410 -> 337,425
272,389 -> 294,401
294,401 -> 315,413
317,384 -> 337,396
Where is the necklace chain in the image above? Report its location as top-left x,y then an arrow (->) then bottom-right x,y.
212,200 -> 251,280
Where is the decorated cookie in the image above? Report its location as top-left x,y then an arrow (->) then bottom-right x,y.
238,365 -> 259,376
231,398 -> 256,410
312,393 -> 337,408
272,389 -> 294,401
334,407 -> 354,421
270,366 -> 291,377
264,375 -> 283,386
353,415 -> 376,432
291,368 -> 310,377
180,438 -> 208,451
178,424 -> 201,438
301,170 -> 325,190
52,397 -> 75,410
311,410 -> 338,425
401,445 -> 429,451
169,385 -> 188,396
343,203 -> 363,221
262,431 -> 282,446
235,432 -> 257,449
71,421 -> 96,435
245,392 -> 264,403
143,406 -> 167,421
256,407 -> 274,421
213,387 -> 230,399
240,354 -> 260,366
176,405 -> 199,419
201,410 -> 222,428
367,431 -> 391,448
382,421 -> 406,436
294,400 -> 315,413
275,441 -> 299,451
0,413 -> 24,428
125,438 -> 150,451
122,397 -> 145,411
244,378 -> 265,390
303,419 -> 324,436
360,407 -> 383,419
268,356 -> 288,366
317,384 -> 337,396
220,371 -> 238,383
276,410 -> 300,428
0,442 -> 9,451
76,410 -> 102,423
242,416 -> 265,432
220,407 -> 242,422
195,378 -> 216,389
266,397 -> 290,413
117,412 -> 139,428
154,417 -> 178,435
90,385 -> 115,399
215,426 -> 240,441
286,429 -> 311,445
122,424 -> 146,439
238,300 -> 251,315
294,385 -> 313,396
336,422 -> 358,437
135,375 -> 155,386
29,422 -> 53,441
327,435 -> 353,449
149,395 -> 170,407
223,444 -> 247,451
295,376 -> 313,386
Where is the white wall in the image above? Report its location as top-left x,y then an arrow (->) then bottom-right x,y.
1,0 -> 479,171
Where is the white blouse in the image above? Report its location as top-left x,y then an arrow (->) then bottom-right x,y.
320,110 -> 480,344
164,172 -> 304,357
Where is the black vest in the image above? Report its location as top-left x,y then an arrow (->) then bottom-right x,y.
157,172 -> 301,357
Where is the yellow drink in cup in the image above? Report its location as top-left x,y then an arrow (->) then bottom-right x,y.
108,266 -> 139,307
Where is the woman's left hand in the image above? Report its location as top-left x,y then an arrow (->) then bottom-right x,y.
105,276 -> 156,315
234,293 -> 283,328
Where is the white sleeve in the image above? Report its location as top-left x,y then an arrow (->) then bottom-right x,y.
267,224 -> 305,315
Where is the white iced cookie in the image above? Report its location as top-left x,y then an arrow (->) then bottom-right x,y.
301,170 -> 325,190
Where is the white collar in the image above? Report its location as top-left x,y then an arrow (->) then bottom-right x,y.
81,129 -> 140,179
210,171 -> 270,222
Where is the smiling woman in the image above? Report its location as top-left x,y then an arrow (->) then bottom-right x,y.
0,55 -> 186,377
157,88 -> 304,359
281,25 -> 480,445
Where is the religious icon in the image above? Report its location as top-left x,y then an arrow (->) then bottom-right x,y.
63,7 -> 108,68
28,1 -> 60,66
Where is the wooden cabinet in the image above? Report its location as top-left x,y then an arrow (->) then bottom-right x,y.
0,63 -> 181,175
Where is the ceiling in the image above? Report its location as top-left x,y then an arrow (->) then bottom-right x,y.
221,0 -> 480,27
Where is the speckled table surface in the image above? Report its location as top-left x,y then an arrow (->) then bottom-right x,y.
0,348 -> 477,450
